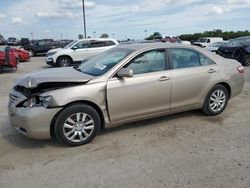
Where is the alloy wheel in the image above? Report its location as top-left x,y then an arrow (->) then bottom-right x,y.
63,112 -> 95,143
244,55 -> 250,66
59,58 -> 70,67
209,89 -> 226,113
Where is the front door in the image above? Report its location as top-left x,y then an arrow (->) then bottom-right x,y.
107,49 -> 171,122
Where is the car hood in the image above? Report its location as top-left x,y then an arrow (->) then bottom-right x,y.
47,48 -> 62,53
15,67 -> 94,89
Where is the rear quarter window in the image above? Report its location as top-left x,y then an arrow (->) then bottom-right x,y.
105,41 -> 116,46
199,53 -> 215,66
170,48 -> 200,69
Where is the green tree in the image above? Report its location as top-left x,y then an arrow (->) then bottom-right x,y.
179,29 -> 250,42
146,32 -> 162,40
100,33 -> 109,38
78,34 -> 83,39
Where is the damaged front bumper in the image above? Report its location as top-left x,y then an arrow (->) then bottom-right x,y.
8,88 -> 62,139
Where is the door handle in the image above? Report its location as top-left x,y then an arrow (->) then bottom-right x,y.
159,76 -> 170,81
207,69 -> 216,73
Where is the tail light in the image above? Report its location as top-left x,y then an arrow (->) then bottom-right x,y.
237,66 -> 244,73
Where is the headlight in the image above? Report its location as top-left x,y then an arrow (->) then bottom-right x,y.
40,96 -> 52,108
23,97 -> 36,108
47,52 -> 57,56
22,96 -> 52,108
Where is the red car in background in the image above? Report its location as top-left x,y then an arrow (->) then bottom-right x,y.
154,36 -> 182,43
0,47 -> 18,71
11,48 -> 30,62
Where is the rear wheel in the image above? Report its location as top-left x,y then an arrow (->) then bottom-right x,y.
54,104 -> 101,146
202,84 -> 229,116
57,56 -> 72,67
242,54 -> 250,66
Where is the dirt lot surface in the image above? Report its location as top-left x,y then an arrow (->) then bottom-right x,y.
0,57 -> 250,188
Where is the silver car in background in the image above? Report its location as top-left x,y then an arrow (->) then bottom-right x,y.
8,43 -> 245,146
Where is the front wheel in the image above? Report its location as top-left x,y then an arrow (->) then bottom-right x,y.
57,56 -> 72,67
54,104 -> 101,146
28,50 -> 35,57
202,84 -> 229,116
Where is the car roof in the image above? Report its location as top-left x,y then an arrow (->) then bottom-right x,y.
117,42 -> 200,51
233,36 -> 250,40
116,42 -> 226,63
78,38 -> 117,42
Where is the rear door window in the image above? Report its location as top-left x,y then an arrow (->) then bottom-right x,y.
90,40 -> 106,48
170,48 -> 200,69
37,41 -> 46,46
104,41 -> 116,46
74,41 -> 89,49
199,54 -> 215,66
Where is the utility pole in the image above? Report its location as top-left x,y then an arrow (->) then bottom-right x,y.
144,30 -> 147,39
112,33 -> 115,39
30,32 -> 34,40
93,31 -> 96,38
82,0 -> 87,38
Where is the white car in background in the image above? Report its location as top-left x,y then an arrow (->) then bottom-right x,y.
46,38 -> 119,67
193,37 -> 223,48
181,40 -> 191,45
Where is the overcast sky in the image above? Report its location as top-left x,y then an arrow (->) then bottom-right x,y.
0,0 -> 250,40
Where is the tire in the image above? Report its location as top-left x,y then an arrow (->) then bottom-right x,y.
28,50 -> 35,57
202,84 -> 229,116
57,56 -> 72,67
54,104 -> 101,146
242,54 -> 250,66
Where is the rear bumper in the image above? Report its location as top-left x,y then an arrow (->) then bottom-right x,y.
230,76 -> 245,98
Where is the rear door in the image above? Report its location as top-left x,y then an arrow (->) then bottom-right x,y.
107,49 -> 171,122
169,48 -> 218,110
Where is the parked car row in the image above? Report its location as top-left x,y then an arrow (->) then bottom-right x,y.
191,36 -> 250,66
217,36 -> 250,66
21,39 -> 73,57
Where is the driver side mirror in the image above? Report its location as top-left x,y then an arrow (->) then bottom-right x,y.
72,46 -> 78,50
117,68 -> 133,78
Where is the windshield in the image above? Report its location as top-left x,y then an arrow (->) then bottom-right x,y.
77,48 -> 134,76
197,38 -> 207,43
209,42 -> 227,47
64,40 -> 77,49
226,40 -> 246,47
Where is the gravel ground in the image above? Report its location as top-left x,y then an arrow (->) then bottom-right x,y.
0,57 -> 250,188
